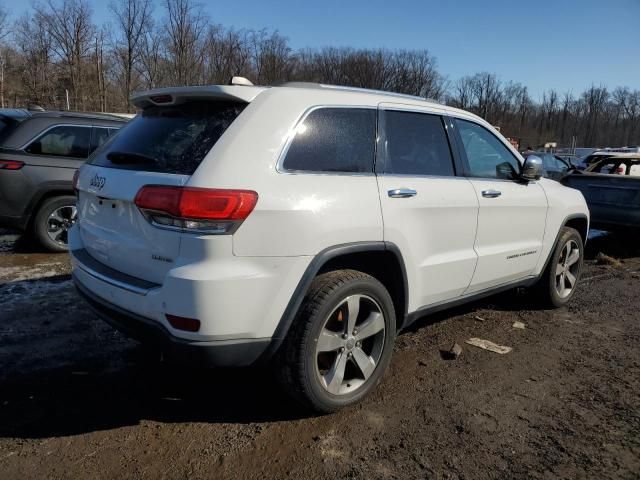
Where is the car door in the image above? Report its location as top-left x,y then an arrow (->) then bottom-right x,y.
451,117 -> 548,293
376,104 -> 479,309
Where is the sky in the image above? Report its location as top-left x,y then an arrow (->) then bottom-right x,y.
6,0 -> 640,99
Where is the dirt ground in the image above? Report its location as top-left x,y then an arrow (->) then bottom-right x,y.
0,229 -> 639,479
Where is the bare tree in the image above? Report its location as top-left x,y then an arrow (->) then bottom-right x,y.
93,28 -> 107,112
138,24 -> 163,89
34,0 -> 94,110
0,1 -> 10,107
581,85 -> 609,145
13,12 -> 55,106
163,0 -> 207,85
250,29 -> 292,85
109,0 -> 153,110
203,25 -> 251,84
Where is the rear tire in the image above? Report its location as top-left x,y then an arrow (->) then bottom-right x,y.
535,227 -> 584,308
275,269 -> 396,413
33,195 -> 77,252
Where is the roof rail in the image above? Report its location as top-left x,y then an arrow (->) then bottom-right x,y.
277,82 -> 442,104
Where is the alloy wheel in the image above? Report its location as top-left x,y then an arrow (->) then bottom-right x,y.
555,239 -> 581,298
47,205 -> 77,246
315,294 -> 386,395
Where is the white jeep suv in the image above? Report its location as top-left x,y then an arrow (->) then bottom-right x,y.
70,82 -> 589,412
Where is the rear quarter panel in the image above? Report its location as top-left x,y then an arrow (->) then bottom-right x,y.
188,88 -> 384,257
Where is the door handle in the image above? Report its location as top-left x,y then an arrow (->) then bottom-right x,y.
481,189 -> 502,198
388,188 -> 417,198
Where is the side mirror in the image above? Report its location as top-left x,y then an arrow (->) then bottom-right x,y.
521,155 -> 543,181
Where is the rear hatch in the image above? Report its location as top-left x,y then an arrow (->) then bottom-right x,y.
76,94 -> 250,284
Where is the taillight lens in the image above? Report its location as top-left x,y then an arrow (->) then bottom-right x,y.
134,186 -> 258,234
0,160 -> 24,170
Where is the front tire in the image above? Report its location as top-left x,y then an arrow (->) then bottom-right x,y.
536,226 -> 584,307
33,196 -> 77,252
275,270 -> 396,413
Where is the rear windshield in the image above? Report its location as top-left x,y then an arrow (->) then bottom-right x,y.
89,101 -> 246,175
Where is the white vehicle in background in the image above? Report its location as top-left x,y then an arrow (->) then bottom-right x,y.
70,80 -> 589,412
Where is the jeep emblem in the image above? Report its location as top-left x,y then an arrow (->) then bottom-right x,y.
89,174 -> 106,190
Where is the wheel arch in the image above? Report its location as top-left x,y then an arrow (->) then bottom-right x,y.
538,213 -> 589,277
25,185 -> 75,230
564,214 -> 589,245
261,241 -> 409,361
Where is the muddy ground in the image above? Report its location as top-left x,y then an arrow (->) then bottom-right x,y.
0,229 -> 639,479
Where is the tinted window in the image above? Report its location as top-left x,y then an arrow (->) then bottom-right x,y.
25,125 -> 90,158
456,119 -> 520,179
0,115 -> 20,142
382,110 -> 454,176
90,127 -> 111,154
282,108 -> 375,173
89,102 -> 245,174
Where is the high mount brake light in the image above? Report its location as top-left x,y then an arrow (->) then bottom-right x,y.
149,94 -> 173,104
134,185 -> 258,234
0,160 -> 24,170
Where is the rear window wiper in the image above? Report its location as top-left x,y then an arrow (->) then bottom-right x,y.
107,151 -> 157,165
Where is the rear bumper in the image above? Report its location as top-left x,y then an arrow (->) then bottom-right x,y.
74,277 -> 270,366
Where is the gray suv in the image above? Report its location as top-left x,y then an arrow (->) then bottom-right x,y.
0,109 -> 127,251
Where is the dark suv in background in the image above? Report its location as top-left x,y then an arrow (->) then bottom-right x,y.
0,109 -> 128,251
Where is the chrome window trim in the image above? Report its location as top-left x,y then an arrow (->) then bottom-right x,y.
377,104 -> 447,115
20,123 -> 93,157
378,173 -> 471,181
275,104 -> 378,176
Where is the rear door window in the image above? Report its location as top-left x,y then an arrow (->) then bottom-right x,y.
282,108 -> 376,173
25,125 -> 91,158
89,102 -> 245,174
90,127 -> 111,154
381,110 -> 455,176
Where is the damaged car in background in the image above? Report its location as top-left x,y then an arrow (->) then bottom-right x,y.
561,154 -> 640,231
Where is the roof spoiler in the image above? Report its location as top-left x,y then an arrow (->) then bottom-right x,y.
130,85 -> 267,109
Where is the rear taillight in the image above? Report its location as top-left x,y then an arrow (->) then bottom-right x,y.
0,160 -> 24,170
134,185 -> 258,234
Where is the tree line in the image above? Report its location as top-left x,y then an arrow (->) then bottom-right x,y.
0,0 -> 637,148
